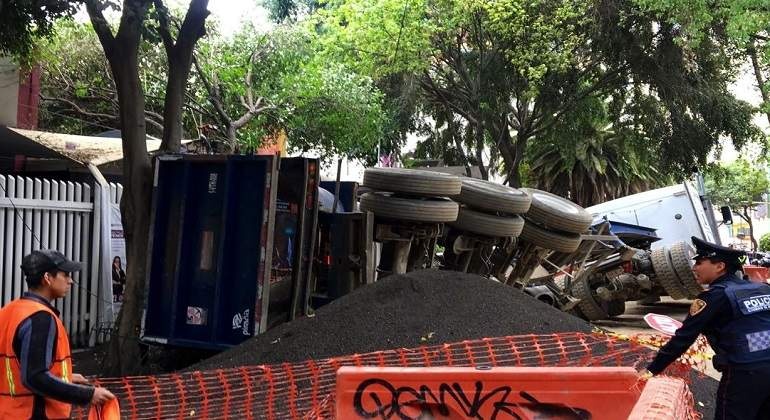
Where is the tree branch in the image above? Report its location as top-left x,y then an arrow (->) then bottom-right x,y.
41,94 -> 118,121
420,71 -> 478,125
153,0 -> 175,55
192,54 -> 230,123
83,0 -> 116,51
41,94 -> 165,132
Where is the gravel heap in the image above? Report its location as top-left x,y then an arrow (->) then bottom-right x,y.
192,270 -> 592,369
188,269 -> 717,417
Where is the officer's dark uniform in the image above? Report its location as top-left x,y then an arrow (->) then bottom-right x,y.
647,237 -> 770,420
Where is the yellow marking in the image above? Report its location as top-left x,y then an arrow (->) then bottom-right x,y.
5,358 -> 15,396
61,359 -> 69,383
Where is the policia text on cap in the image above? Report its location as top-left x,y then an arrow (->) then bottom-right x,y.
639,237 -> 770,420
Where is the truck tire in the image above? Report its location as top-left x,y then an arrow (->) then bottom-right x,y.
363,168 -> 462,196
454,178 -> 531,215
450,207 -> 524,237
360,193 -> 459,222
519,221 -> 582,253
668,241 -> 703,298
520,188 -> 593,234
651,248 -> 688,299
572,275 -> 609,321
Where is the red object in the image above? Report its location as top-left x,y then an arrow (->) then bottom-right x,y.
13,154 -> 25,172
88,398 -> 120,420
335,366 -> 687,420
628,376 -> 691,420
643,313 -> 683,336
622,261 -> 634,273
16,65 -> 40,129
744,265 -> 770,283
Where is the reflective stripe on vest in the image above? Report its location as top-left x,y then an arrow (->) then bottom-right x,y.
0,297 -> 73,418
4,357 -> 15,396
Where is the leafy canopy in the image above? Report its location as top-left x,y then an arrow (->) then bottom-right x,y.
706,159 -> 769,209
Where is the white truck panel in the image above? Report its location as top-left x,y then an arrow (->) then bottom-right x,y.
586,182 -> 716,249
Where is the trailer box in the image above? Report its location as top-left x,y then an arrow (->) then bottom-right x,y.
141,155 -> 277,350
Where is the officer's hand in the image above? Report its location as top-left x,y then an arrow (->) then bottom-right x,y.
637,369 -> 653,380
71,373 -> 89,384
90,387 -> 115,405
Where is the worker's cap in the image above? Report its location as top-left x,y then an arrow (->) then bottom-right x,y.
21,250 -> 83,276
691,236 -> 745,265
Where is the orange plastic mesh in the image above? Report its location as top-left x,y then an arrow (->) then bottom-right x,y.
628,376 -> 694,420
71,332 -> 701,419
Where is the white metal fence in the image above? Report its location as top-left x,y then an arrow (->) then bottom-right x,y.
0,174 -> 120,347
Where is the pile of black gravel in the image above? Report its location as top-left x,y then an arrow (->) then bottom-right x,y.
188,269 -> 717,417
191,270 -> 592,370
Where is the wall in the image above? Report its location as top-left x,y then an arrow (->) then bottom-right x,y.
0,58 -> 19,127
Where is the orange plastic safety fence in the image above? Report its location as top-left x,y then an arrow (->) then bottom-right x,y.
71,332 -> 695,419
628,377 -> 694,420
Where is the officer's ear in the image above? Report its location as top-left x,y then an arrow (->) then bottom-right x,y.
715,260 -> 727,273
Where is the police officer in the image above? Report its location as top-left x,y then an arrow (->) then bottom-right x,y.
0,250 -> 114,419
639,237 -> 770,419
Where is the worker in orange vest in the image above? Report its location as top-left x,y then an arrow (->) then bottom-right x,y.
0,250 -> 115,419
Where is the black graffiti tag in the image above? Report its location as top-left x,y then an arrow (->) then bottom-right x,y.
352,378 -> 592,420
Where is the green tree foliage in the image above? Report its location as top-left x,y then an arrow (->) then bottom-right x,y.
37,20 -> 182,137
194,25 -> 388,158
36,20 -> 387,159
0,0 -> 76,60
262,0 -> 320,23
706,159 -> 770,251
311,0 -> 763,187
527,97 -> 666,207
631,0 -> 770,126
760,232 -> 770,252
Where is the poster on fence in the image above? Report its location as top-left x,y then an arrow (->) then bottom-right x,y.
110,204 -> 126,314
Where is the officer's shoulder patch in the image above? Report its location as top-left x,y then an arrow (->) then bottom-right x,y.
690,299 -> 707,316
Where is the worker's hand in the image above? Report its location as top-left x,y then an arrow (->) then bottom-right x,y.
637,369 -> 653,380
71,373 -> 89,385
90,387 -> 116,405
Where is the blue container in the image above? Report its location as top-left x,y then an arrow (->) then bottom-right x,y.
142,155 -> 277,350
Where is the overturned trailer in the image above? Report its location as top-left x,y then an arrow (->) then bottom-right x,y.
141,159 -> 725,353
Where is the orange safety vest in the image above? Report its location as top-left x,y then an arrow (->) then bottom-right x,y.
0,298 -> 72,419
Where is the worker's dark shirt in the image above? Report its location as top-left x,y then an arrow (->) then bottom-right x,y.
647,273 -> 770,374
12,292 -> 94,416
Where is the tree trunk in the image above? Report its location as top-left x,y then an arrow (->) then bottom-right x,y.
99,16 -> 152,377
474,122 -> 488,180
744,206 -> 758,252
159,0 -> 210,152
507,130 -> 529,188
87,0 -> 210,375
749,45 -> 770,127
225,124 -> 238,153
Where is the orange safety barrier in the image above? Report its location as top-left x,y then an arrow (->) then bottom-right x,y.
628,376 -> 692,420
88,398 -> 121,420
71,333 -> 699,419
744,265 -> 770,283
335,366 -> 644,420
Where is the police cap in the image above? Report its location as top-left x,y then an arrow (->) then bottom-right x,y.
691,236 -> 745,266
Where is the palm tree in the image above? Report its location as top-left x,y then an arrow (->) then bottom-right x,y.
527,98 -> 664,207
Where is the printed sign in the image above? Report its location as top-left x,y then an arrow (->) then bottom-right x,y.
110,204 -> 127,314
643,313 -> 683,336
739,295 -> 770,315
